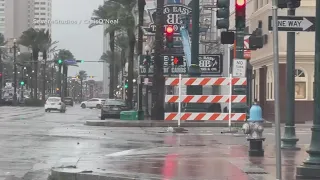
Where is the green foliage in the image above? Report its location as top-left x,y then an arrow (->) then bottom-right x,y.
56,49 -> 74,61
24,98 -> 44,107
78,70 -> 87,81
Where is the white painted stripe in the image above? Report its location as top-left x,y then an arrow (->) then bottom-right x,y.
105,149 -> 137,157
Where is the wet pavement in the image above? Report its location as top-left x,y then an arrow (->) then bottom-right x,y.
0,105 -> 314,180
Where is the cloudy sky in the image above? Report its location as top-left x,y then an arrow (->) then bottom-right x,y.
51,0 -> 104,81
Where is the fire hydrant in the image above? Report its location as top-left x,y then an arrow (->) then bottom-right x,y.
242,102 -> 265,157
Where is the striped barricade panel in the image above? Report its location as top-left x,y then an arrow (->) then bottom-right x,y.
164,113 -> 246,121
165,77 -> 247,86
165,95 -> 246,103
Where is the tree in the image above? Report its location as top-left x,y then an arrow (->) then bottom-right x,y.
55,49 -> 74,98
40,32 -> 58,101
78,70 -> 87,101
90,0 -> 136,108
18,28 -> 50,99
151,0 -> 165,119
90,1 -> 119,99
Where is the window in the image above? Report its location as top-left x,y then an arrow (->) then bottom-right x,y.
295,69 -> 307,99
266,69 -> 273,100
40,2 -> 45,4
40,7 -> 46,10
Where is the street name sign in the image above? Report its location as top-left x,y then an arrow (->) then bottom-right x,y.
268,16 -> 315,32
232,59 -> 247,77
139,54 -> 222,76
64,59 -> 76,65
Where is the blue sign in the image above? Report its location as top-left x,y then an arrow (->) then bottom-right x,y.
64,59 -> 76,65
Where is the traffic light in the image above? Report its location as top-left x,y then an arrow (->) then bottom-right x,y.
0,72 -> 2,77
278,0 -> 300,8
20,81 -> 24,86
124,83 -> 128,89
58,59 -> 63,64
76,60 -> 84,63
249,28 -> 264,50
173,56 -> 183,65
216,0 -> 230,29
235,0 -> 246,30
165,26 -> 174,48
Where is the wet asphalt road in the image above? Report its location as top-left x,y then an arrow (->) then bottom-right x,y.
0,105 -> 314,180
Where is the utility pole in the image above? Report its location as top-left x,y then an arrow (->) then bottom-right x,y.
57,64 -> 62,97
271,0 -> 281,179
137,0 -> 145,120
296,0 -> 320,178
13,39 -> 18,105
145,50 -> 150,117
281,4 -> 299,149
185,0 -> 202,112
0,50 -> 3,100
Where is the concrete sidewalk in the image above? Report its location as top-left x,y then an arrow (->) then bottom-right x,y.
85,120 -> 273,127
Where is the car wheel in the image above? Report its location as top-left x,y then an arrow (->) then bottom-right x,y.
81,104 -> 86,108
101,115 -> 105,120
45,109 -> 48,112
96,104 -> 101,109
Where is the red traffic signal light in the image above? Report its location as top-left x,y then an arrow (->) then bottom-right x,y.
165,26 -> 174,34
236,0 -> 245,6
0,72 -> 2,77
173,56 -> 183,65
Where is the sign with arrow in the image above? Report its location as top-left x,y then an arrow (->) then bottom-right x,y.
268,16 -> 315,32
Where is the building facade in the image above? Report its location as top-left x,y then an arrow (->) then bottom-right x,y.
33,0 -> 52,32
229,0 -> 315,123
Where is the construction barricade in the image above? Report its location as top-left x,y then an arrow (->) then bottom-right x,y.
164,76 -> 247,121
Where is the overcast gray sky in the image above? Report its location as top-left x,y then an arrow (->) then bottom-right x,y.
51,0 -> 104,81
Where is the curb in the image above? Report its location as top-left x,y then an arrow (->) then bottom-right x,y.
50,168 -> 159,180
85,120 -> 273,128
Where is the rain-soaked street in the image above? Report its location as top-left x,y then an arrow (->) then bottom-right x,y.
0,105 -> 314,180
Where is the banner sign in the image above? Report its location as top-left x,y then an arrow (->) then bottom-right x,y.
139,54 -> 222,76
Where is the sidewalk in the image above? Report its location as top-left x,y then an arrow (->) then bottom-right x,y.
50,143 -> 308,180
85,120 -> 273,127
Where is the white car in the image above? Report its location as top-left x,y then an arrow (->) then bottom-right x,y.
45,97 -> 66,113
80,98 -> 105,109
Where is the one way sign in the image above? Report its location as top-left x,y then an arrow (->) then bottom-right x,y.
268,16 -> 315,32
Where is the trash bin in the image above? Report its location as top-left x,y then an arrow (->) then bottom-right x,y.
120,111 -> 139,120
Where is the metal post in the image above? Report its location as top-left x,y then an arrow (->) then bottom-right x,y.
0,51 -> 2,100
145,50 -> 149,117
296,0 -> 320,178
20,67 -> 24,101
185,0 -> 202,112
13,41 -> 17,105
281,7 -> 299,150
58,64 -> 62,97
271,1 -> 282,179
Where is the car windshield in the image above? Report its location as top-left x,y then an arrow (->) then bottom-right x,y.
104,100 -> 126,106
47,98 -> 60,102
65,98 -> 72,100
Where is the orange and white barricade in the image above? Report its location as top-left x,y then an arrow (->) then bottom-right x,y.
164,74 -> 247,123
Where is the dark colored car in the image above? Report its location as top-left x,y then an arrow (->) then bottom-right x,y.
64,97 -> 74,106
101,99 -> 128,120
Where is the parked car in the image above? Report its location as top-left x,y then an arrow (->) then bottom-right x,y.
101,99 -> 128,120
80,98 -> 105,109
45,97 -> 66,113
64,97 -> 74,106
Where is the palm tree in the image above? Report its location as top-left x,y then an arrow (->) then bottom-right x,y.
55,49 -> 74,98
18,28 -> 50,99
40,32 -> 58,101
0,33 -> 8,99
90,1 -> 119,99
151,0 -> 165,120
78,70 -> 87,101
90,0 -> 136,108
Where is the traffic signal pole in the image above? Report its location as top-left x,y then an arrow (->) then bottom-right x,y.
296,0 -> 320,178
185,0 -> 203,112
281,7 -> 299,150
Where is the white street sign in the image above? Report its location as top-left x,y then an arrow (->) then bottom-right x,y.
268,16 -> 315,32
232,59 -> 247,77
144,78 -> 149,84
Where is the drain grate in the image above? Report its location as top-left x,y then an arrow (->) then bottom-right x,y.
245,172 -> 268,174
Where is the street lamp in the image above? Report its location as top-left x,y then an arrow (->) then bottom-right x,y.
12,38 -> 18,105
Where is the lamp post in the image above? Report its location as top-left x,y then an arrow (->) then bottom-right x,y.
20,67 -> 26,101
144,50 -> 151,116
12,39 -> 18,105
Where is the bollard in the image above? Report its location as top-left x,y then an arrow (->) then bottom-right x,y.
242,102 -> 265,157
